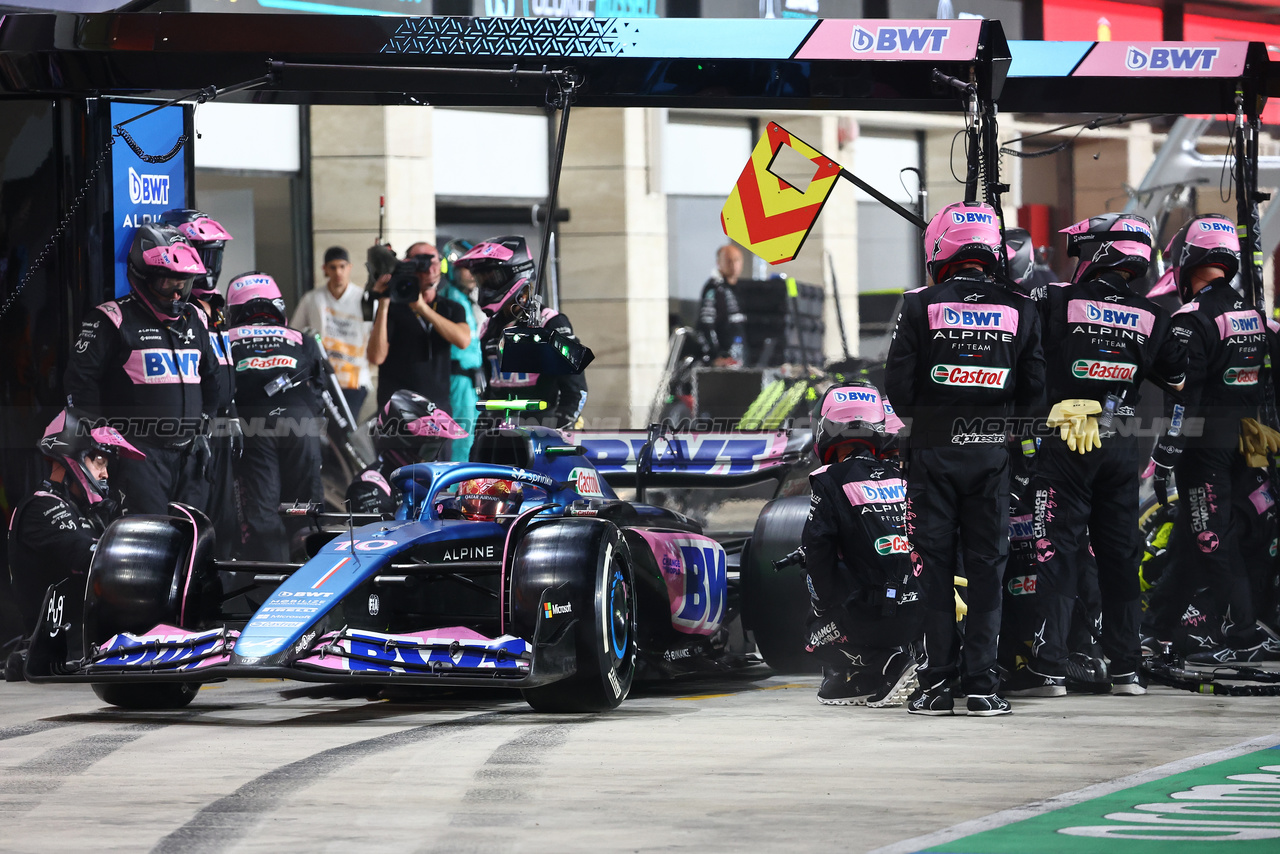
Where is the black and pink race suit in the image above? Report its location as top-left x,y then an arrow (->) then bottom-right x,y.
480,308 -> 588,432
801,453 -> 922,664
885,272 -> 1045,695
1025,271 -> 1186,677
1148,280 -> 1280,646
63,295 -> 221,515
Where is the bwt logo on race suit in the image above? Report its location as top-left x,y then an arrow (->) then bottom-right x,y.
139,349 -> 200,383
846,480 -> 907,505
930,365 -> 1009,388
1199,220 -> 1235,233
1084,303 -> 1142,328
873,534 -> 911,555
1009,515 -> 1035,541
128,167 -> 169,206
851,25 -> 950,54
1125,46 -> 1219,72
1224,366 -> 1260,385
236,355 -> 299,372
943,307 -> 1004,328
1071,359 -> 1137,381
1230,315 -> 1260,334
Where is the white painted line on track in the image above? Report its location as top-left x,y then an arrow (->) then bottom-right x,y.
867,731 -> 1280,854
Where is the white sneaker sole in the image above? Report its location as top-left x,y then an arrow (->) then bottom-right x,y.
868,664 -> 918,708
1111,684 -> 1147,695
818,694 -> 872,706
1006,685 -> 1066,698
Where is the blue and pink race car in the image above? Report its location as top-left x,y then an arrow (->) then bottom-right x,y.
25,424 -> 815,711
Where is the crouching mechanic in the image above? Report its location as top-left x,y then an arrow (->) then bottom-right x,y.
227,272 -> 327,561
346,390 -> 468,516
8,409 -> 143,654
802,382 -> 922,706
455,236 -> 588,433
886,201 -> 1045,717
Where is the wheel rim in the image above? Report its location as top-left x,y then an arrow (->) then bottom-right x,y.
607,563 -> 632,668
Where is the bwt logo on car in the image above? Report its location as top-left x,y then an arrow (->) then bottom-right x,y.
1125,46 -> 1219,72
128,167 -> 170,206
1084,304 -> 1142,328
851,25 -> 949,54
859,482 -> 906,503
1071,359 -> 1136,381
1200,220 -> 1235,233
951,210 -> 993,225
943,307 -> 1004,327
931,365 -> 1009,387
873,534 -> 911,555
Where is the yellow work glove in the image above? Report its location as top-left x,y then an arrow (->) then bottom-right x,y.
953,575 -> 968,623
1046,399 -> 1103,454
1240,417 -> 1280,468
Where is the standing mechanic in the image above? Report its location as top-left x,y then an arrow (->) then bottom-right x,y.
1147,214 -> 1280,664
63,225 -> 221,516
226,272 -> 327,562
886,201 -> 1045,717
456,236 -> 588,432
1009,214 -> 1186,698
802,382 -> 921,707
8,409 -> 142,649
159,209 -> 242,559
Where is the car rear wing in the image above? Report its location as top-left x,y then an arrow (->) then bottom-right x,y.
564,429 -> 811,489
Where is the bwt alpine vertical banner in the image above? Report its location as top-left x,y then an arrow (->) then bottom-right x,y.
110,102 -> 190,298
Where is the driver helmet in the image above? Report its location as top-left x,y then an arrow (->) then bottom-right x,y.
1162,214 -> 1240,303
457,478 -> 524,522
226,271 -> 288,327
126,224 -> 207,320
923,202 -> 1003,283
374,390 -> 468,468
1061,212 -> 1153,283
39,408 -> 145,505
1003,227 -> 1034,285
440,238 -> 476,288
812,382 -> 892,463
454,235 -> 535,317
158,209 -> 233,303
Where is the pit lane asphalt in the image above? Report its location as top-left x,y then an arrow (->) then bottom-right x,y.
0,671 -> 1276,854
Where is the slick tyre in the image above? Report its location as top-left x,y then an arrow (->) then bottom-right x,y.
515,520 -> 637,713
91,682 -> 199,710
743,495 -> 816,673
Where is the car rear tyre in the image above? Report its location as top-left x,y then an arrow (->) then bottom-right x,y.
515,520 -> 637,712
742,495 -> 817,673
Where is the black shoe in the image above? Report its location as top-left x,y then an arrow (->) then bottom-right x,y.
867,646 -> 918,708
1065,652 -> 1111,694
818,666 -> 875,706
907,684 -> 959,716
1186,636 -> 1280,666
966,693 -> 1012,716
1004,664 -> 1065,697
1110,672 -> 1147,695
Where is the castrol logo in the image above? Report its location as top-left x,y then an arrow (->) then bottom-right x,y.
1223,366 -> 1260,385
568,466 -> 604,498
930,364 -> 1009,388
236,355 -> 298,372
1071,359 -> 1136,381
873,535 -> 912,555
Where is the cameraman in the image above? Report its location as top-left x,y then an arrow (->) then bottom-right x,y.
367,242 -> 471,413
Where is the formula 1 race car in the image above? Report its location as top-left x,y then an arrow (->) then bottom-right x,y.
24,423 -> 816,711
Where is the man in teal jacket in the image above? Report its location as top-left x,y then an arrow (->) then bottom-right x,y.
441,239 -> 483,461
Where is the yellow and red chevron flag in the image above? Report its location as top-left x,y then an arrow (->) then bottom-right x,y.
721,122 -> 842,265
